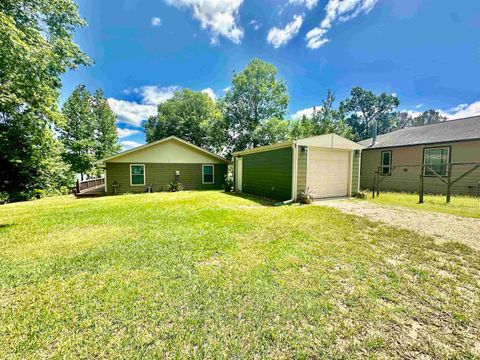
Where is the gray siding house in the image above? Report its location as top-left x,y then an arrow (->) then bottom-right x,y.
359,116 -> 480,195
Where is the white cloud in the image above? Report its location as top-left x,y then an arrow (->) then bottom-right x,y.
222,86 -> 231,93
267,15 -> 303,48
249,19 -> 261,30
201,88 -> 216,100
306,0 -> 379,49
292,106 -> 321,119
151,17 -> 162,26
108,98 -> 157,127
165,0 -> 244,44
445,101 -> 480,119
415,104 -> 423,109
121,140 -> 143,151
402,101 -> 480,121
117,128 -> 141,138
289,0 -> 319,10
134,85 -> 179,105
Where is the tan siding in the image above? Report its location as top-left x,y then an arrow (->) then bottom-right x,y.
296,147 -> 307,197
360,140 -> 480,195
351,151 -> 361,195
106,163 -> 227,195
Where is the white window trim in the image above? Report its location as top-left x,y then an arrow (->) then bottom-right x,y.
380,150 -> 392,176
202,164 -> 215,184
423,147 -> 450,176
130,164 -> 146,186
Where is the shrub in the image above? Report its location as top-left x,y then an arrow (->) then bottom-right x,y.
299,188 -> 313,204
223,173 -> 234,192
168,182 -> 183,192
354,190 -> 368,199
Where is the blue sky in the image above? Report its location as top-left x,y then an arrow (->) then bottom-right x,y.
62,0 -> 480,149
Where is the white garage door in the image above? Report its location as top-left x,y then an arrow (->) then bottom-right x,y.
307,148 -> 350,198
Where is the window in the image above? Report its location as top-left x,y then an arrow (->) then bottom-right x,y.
202,165 -> 214,184
424,147 -> 449,176
130,164 -> 145,186
380,151 -> 392,175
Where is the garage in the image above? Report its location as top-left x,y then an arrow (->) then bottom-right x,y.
307,148 -> 351,198
233,134 -> 363,201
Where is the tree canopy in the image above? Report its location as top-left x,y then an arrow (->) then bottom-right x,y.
222,59 -> 289,152
0,0 -> 89,200
143,89 -> 227,154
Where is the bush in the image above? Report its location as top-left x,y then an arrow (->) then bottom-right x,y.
299,188 -> 313,204
223,173 -> 234,192
168,182 -> 183,192
0,192 -> 8,205
354,190 -> 368,199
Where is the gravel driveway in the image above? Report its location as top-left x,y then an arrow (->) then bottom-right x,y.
315,199 -> 480,251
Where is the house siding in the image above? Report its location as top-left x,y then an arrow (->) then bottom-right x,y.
296,147 -> 307,197
106,163 -> 227,195
360,140 -> 480,195
351,151 -> 361,195
241,147 -> 293,201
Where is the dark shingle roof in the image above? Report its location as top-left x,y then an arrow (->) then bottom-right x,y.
359,115 -> 480,149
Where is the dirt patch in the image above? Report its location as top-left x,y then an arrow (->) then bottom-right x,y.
316,200 -> 480,251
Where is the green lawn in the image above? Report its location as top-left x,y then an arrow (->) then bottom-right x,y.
364,191 -> 480,218
0,192 -> 479,358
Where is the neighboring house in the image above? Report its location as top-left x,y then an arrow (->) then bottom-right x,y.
359,115 -> 480,195
100,136 -> 229,195
233,134 -> 363,201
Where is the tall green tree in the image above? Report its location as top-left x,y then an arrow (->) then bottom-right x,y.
253,117 -> 291,146
92,90 -> 120,160
289,91 -> 353,140
0,0 -> 89,198
60,85 -> 97,181
143,89 -> 227,154
411,109 -> 447,127
222,59 -> 289,152
341,87 -> 400,141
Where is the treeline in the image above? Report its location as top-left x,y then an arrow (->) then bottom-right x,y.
144,59 -> 447,158
0,0 -> 119,203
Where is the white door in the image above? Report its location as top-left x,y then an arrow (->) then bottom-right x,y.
236,157 -> 243,192
307,148 -> 350,198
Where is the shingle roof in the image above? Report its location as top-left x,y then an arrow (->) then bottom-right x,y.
359,115 -> 480,149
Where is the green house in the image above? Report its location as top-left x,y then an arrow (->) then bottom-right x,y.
232,134 -> 363,201
101,136 -> 229,195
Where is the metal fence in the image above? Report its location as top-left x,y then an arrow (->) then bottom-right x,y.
371,162 -> 480,204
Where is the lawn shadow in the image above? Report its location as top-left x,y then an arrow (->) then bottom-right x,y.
0,224 -> 14,231
222,192 -> 277,206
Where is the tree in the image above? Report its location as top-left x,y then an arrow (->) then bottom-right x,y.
289,91 -> 353,140
93,90 -> 120,160
253,118 -> 291,146
411,110 -> 446,127
60,85 -> 97,180
0,0 -> 89,199
143,89 -> 227,154
222,59 -> 289,152
341,87 -> 400,141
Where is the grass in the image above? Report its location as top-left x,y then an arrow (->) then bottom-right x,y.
0,191 -> 479,358
364,191 -> 480,218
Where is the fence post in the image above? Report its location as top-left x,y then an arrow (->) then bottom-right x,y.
76,179 -> 80,194
419,172 -> 424,204
446,163 -> 453,203
376,167 -> 380,197
372,170 -> 377,198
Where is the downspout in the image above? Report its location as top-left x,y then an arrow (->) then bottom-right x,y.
275,140 -> 298,206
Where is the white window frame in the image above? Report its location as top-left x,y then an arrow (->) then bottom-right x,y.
423,147 -> 450,177
130,164 -> 146,186
380,150 -> 392,176
202,164 -> 214,184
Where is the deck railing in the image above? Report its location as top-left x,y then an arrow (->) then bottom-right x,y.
76,178 -> 105,194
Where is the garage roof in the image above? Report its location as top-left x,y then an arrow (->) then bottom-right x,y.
233,133 -> 362,156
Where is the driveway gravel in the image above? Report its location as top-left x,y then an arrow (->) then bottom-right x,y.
315,199 -> 480,251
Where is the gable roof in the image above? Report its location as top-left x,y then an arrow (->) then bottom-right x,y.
359,115 -> 480,149
101,136 -> 229,163
233,133 -> 362,157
